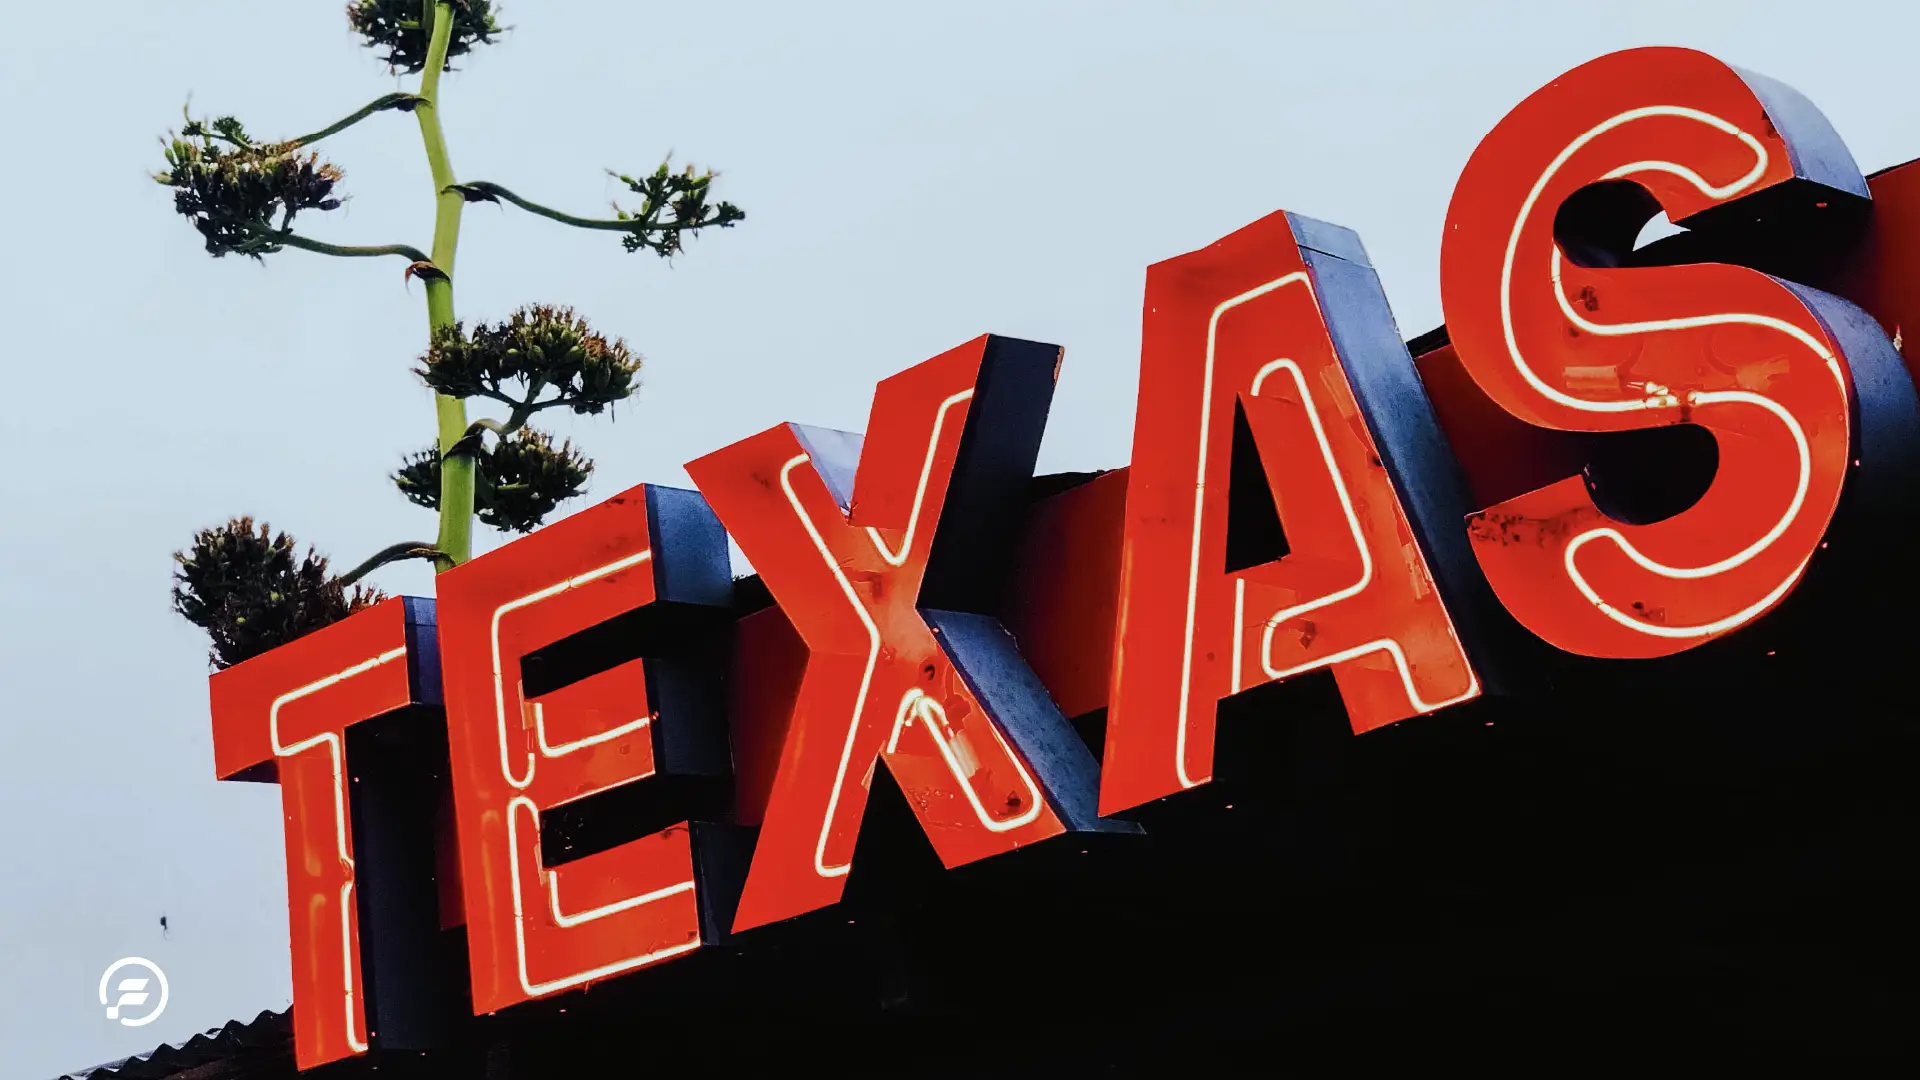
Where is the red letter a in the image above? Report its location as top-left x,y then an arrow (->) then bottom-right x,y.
1101,211 -> 1497,816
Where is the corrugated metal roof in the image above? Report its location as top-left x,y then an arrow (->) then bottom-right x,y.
54,1010 -> 291,1080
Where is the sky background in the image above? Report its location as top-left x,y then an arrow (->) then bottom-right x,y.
5,1 -> 1920,1074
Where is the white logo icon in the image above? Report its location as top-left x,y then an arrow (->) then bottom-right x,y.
99,957 -> 169,1028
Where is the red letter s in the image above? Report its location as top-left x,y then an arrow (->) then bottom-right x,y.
1441,47 -> 1920,657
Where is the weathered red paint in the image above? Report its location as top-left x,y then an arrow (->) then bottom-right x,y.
436,486 -> 705,1015
999,469 -> 1129,721
1098,210 -> 1480,816
1439,47 -> 1903,659
689,338 -> 1072,932
1836,158 -> 1920,378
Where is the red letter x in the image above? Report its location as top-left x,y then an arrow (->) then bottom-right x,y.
691,335 -> 1118,932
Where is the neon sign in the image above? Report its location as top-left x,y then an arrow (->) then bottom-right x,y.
688,335 -> 1118,931
435,484 -> 738,1016
1439,46 -> 1914,657
202,46 -> 1920,1068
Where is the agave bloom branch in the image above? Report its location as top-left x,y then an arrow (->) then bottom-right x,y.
273,92 -> 429,152
446,169 -> 745,258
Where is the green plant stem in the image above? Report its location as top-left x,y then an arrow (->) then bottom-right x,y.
337,541 -> 442,587
451,181 -> 641,232
462,398 -> 547,443
469,381 -> 556,437
416,0 -> 473,570
275,92 -> 427,151
263,232 -> 431,263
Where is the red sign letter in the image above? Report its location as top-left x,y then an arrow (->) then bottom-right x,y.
209,597 -> 437,1069
690,335 -> 1121,931
438,484 -> 737,1014
1439,46 -> 1920,658
1100,211 -> 1494,815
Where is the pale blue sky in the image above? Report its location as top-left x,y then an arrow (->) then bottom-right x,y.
5,2 -> 1920,1074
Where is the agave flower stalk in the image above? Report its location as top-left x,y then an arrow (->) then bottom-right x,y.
414,1 -> 476,569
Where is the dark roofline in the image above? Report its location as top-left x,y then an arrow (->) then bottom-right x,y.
54,1010 -> 291,1080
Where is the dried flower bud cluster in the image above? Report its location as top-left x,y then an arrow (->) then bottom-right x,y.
157,118 -> 345,259
614,162 -> 747,257
172,518 -> 384,670
393,430 -> 593,534
482,429 -> 594,531
418,304 -> 641,416
348,0 -> 502,73
392,450 -> 442,512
